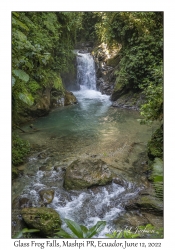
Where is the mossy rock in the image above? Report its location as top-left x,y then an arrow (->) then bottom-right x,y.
137,195 -> 163,215
21,207 -> 61,236
147,125 -> 163,161
125,195 -> 163,215
64,91 -> 78,106
106,54 -> 120,67
64,158 -> 113,190
39,189 -> 55,204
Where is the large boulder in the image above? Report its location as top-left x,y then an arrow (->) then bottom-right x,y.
64,91 -> 78,106
21,207 -> 61,236
125,195 -> 163,215
64,158 -> 113,190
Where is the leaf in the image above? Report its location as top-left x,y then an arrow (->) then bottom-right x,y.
22,228 -> 40,233
15,30 -> 27,42
64,219 -> 84,238
80,225 -> 88,237
13,69 -> 29,82
12,12 -> 19,17
86,221 -> 106,238
12,228 -> 40,238
123,230 -> 140,239
154,176 -> 163,182
54,229 -> 73,238
13,17 -> 29,31
105,231 -> 123,238
19,93 -> 34,106
12,231 -> 23,239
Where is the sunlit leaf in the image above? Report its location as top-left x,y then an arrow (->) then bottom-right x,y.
64,219 -> 84,238
13,69 -> 29,82
19,93 -> 34,106
86,221 -> 106,238
54,229 -> 73,238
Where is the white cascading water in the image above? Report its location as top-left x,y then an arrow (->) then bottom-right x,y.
77,52 -> 96,90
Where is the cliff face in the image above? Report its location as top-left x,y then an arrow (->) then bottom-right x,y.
92,43 -> 145,110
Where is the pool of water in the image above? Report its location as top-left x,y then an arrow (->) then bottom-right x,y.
12,89 -> 158,237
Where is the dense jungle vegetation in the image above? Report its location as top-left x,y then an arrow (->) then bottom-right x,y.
12,12 -> 163,174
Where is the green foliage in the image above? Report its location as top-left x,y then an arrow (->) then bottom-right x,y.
13,69 -> 29,83
149,157 -> 163,201
54,219 -> 106,238
76,12 -> 99,42
12,133 -> 30,166
18,93 -> 34,106
147,125 -> 163,161
106,224 -> 163,239
13,228 -> 40,239
137,224 -> 163,238
106,230 -> 140,239
12,12 -> 83,123
95,12 -> 163,123
140,63 -> 163,122
28,80 -> 41,94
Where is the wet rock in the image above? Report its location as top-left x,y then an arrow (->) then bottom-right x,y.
125,195 -> 163,215
17,164 -> 26,171
64,158 -> 113,190
12,197 -> 32,237
79,49 -> 89,53
99,81 -> 114,95
39,163 -> 53,171
111,90 -> 145,110
12,196 -> 32,209
115,212 -> 149,228
142,212 -> 163,228
26,88 -> 51,118
39,189 -> 55,204
64,91 -> 78,106
12,209 -> 27,237
38,152 -> 48,159
54,164 -> 67,171
113,176 -> 127,187
21,207 -> 62,236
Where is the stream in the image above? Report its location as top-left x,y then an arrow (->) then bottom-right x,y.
12,52 -> 159,238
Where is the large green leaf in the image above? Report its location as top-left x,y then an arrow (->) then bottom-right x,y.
86,221 -> 106,238
80,225 -> 88,237
64,219 -> 84,238
19,93 -> 34,106
13,69 -> 29,82
22,228 -> 40,233
12,17 -> 29,31
54,229 -> 73,238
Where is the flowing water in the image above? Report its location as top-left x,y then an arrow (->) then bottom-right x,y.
12,52 -> 158,237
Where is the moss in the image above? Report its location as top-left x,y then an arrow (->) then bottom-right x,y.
12,166 -> 19,179
114,81 -> 123,92
106,55 -> 120,67
21,207 -> 62,236
147,125 -> 163,161
12,133 -> 30,166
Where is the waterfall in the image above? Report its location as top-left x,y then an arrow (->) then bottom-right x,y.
76,53 -> 96,90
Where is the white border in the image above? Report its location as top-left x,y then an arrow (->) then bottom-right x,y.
0,1 -> 174,249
